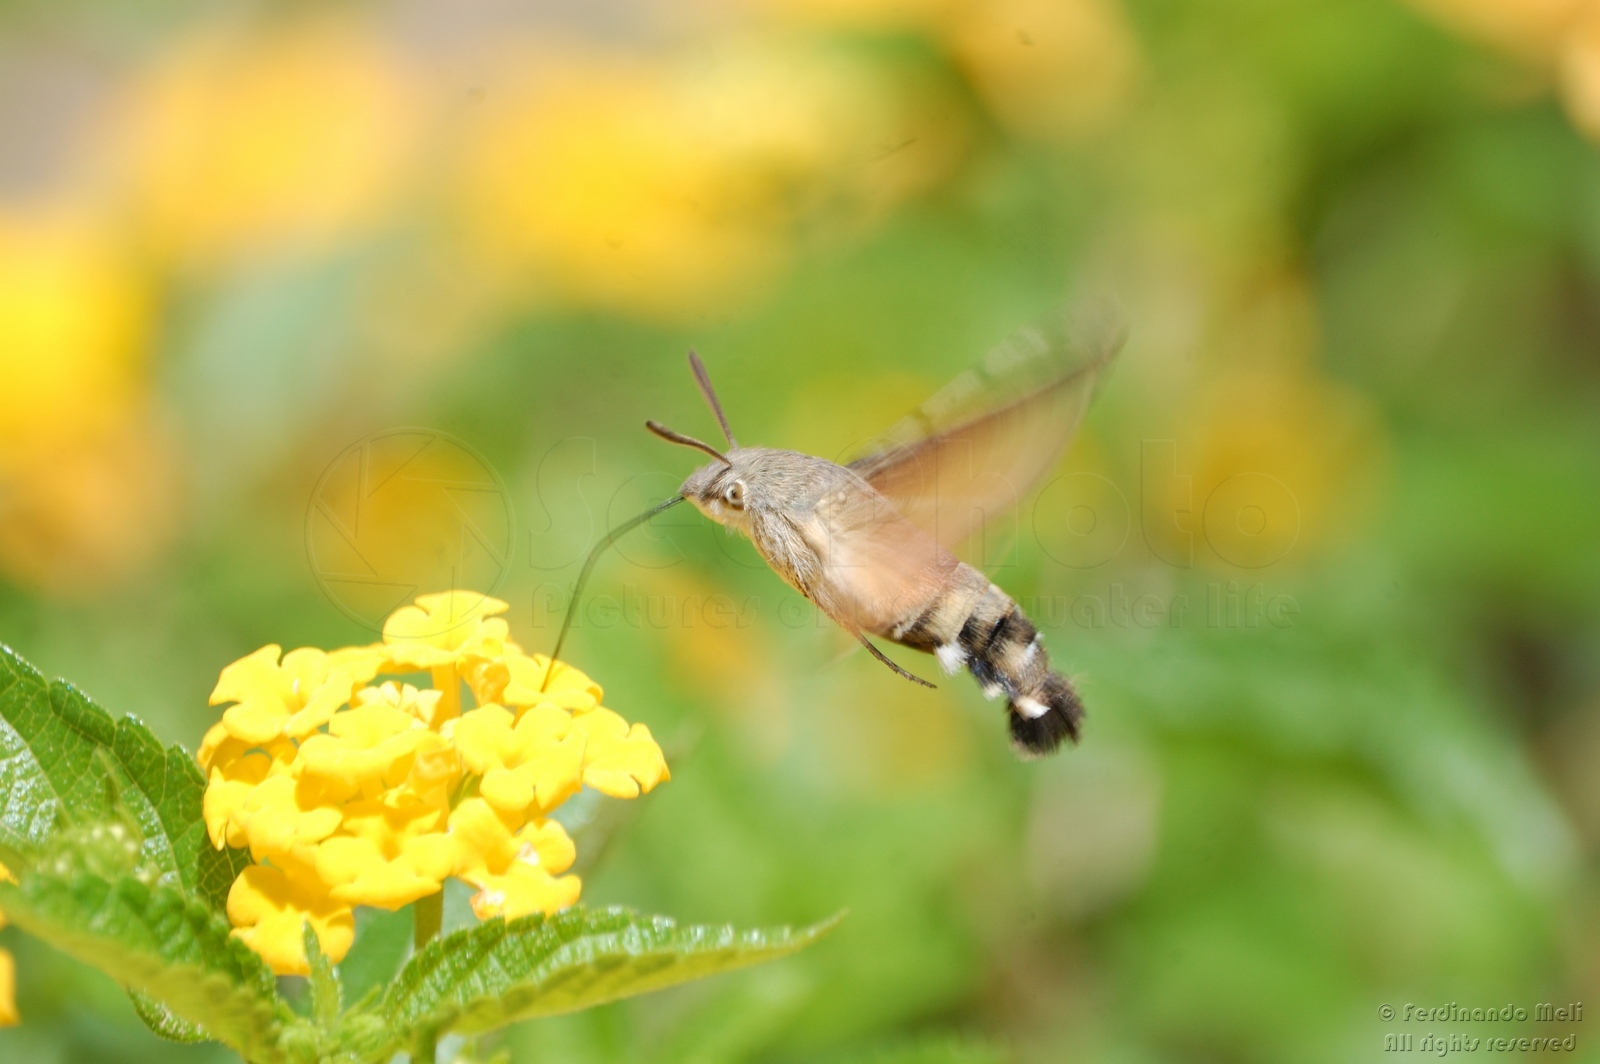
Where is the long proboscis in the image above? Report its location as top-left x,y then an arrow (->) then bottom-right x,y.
541,494 -> 687,692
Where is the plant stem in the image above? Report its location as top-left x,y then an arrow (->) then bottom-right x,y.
413,890 -> 444,1062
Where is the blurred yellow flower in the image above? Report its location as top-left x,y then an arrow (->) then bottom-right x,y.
126,21 -> 417,266
0,943 -> 13,1028
1561,5 -> 1600,138
202,590 -> 667,974
384,591 -> 512,721
948,0 -> 1140,141
1403,0 -> 1600,142
1405,0 -> 1583,62
756,0 -> 1139,142
757,0 -> 953,31
1182,365 -> 1385,569
456,41 -> 963,320
0,859 -> 15,1027
0,209 -> 147,450
0,205 -> 174,593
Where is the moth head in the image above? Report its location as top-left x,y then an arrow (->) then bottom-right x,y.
676,459 -> 751,526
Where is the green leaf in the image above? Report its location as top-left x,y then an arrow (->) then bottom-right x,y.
0,869 -> 290,1061
128,989 -> 211,1044
305,921 -> 342,1029
380,906 -> 839,1048
338,905 -> 414,1007
0,642 -> 248,912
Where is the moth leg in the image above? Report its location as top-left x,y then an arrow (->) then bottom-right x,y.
856,634 -> 936,689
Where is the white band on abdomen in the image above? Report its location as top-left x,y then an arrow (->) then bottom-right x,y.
1014,696 -> 1050,720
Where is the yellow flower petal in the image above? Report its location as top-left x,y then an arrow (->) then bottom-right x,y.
447,797 -> 519,876
353,680 -> 442,726
297,701 -> 426,792
478,762 -> 539,814
451,703 -> 519,775
501,651 -> 602,713
452,702 -> 584,814
465,861 -> 580,921
463,656 -> 510,706
212,645 -> 291,744
449,800 -> 580,919
226,862 -> 354,976
515,817 -> 577,875
232,775 -> 342,862
404,730 -> 463,804
314,833 -> 452,909
339,791 -> 448,850
277,647 -> 342,735
571,708 -> 669,798
196,720 -> 235,772
203,750 -> 272,849
210,644 -> 375,743
527,730 -> 586,812
381,591 -> 510,669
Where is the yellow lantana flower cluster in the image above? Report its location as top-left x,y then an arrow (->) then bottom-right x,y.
198,591 -> 668,976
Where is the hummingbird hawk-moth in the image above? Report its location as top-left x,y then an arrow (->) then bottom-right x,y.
548,306 -> 1121,757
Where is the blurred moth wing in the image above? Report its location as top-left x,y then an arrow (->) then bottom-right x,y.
848,300 -> 1124,552
650,304 -> 1123,756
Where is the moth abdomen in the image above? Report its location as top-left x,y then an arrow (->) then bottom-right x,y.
886,572 -> 1083,757
1007,670 -> 1083,758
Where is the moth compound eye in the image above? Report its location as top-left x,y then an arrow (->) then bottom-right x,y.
724,481 -> 746,509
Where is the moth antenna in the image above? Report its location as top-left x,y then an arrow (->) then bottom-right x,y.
543,494 -> 687,691
645,420 -> 731,466
688,350 -> 737,448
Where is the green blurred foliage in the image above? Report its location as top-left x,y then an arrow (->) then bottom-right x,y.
2,0 -> 1598,1061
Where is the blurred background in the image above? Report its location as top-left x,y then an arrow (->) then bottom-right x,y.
2,0 -> 1599,1061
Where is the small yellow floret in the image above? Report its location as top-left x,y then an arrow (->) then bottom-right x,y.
297,700 -> 428,795
230,775 -> 343,863
314,832 -> 454,909
203,749 -> 273,849
381,591 -> 510,670
499,651 -> 602,713
448,798 -> 579,919
226,862 -> 354,976
450,703 -> 584,814
572,708 -> 670,798
210,644 -> 379,743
